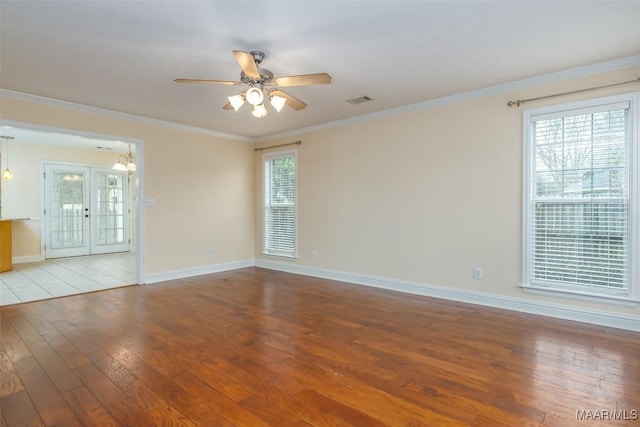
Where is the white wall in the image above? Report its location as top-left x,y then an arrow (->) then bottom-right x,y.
2,63 -> 638,329
255,66 -> 640,323
0,95 -> 256,276
1,141 -> 121,258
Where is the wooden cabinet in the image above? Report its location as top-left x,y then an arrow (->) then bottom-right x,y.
0,220 -> 12,272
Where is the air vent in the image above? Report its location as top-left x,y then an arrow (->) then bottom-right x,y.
346,96 -> 373,105
96,146 -> 113,150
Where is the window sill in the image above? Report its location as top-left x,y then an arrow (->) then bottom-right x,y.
261,253 -> 299,261
521,284 -> 639,307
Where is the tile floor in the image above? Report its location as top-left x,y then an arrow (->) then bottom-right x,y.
0,252 -> 136,306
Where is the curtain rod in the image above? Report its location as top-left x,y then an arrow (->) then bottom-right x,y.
254,140 -> 301,152
507,77 -> 640,107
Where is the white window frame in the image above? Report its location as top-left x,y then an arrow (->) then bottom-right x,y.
522,91 -> 639,304
262,149 -> 298,259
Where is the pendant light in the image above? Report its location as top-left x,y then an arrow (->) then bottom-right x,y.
1,136 -> 14,181
112,144 -> 136,173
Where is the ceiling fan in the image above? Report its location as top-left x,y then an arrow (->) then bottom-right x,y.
175,50 -> 332,118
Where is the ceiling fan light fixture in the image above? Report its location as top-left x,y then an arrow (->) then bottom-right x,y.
270,95 -> 287,112
176,50 -> 330,117
252,103 -> 268,118
246,86 -> 264,106
227,94 -> 245,111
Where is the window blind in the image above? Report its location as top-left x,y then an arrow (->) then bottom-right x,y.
264,152 -> 297,257
529,104 -> 630,294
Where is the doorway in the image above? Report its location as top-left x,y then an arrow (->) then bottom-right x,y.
0,121 -> 144,286
43,163 -> 131,259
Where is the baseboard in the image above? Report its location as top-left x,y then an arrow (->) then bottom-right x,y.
143,259 -> 255,284
12,255 -> 44,264
255,259 -> 640,332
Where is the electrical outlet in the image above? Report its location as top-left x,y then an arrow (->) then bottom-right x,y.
473,267 -> 483,280
207,248 -> 214,257
311,249 -> 318,259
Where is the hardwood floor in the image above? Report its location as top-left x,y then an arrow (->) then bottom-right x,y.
1,267 -> 638,426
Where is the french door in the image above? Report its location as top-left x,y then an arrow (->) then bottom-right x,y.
44,163 -> 130,259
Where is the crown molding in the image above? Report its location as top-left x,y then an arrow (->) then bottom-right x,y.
3,54 -> 638,144
0,89 -> 254,143
256,54 -> 640,142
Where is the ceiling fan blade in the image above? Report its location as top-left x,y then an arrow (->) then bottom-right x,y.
233,50 -> 261,79
222,102 -> 234,110
270,90 -> 307,110
273,73 -> 332,87
175,79 -> 241,85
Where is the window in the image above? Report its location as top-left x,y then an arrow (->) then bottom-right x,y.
263,150 -> 297,258
523,92 -> 638,301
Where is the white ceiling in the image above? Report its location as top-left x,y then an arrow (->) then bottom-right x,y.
1,1 -> 640,142
0,125 -> 131,153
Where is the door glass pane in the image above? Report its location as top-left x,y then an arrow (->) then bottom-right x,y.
96,172 -> 125,245
51,171 -> 85,248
